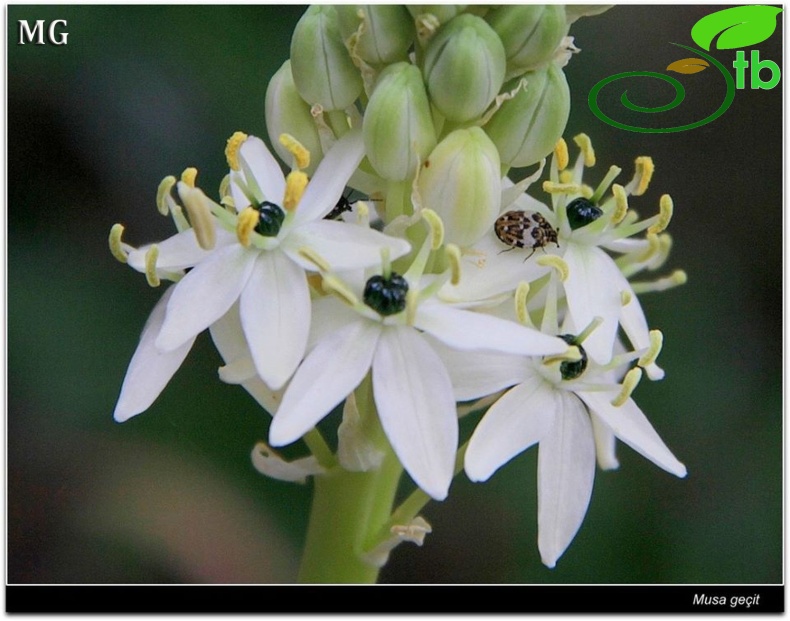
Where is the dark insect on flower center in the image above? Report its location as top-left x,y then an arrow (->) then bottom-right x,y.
363,273 -> 409,316
558,334 -> 588,380
566,197 -> 603,231
255,201 -> 286,237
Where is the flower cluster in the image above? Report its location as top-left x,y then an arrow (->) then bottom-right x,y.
110,5 -> 686,573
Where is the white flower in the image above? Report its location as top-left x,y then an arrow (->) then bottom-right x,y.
113,130 -> 410,422
267,244 -> 568,501
451,316 -> 686,568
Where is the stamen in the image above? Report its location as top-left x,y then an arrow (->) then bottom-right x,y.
181,167 -> 198,188
108,224 -> 129,264
648,194 -> 673,234
590,165 -> 622,205
218,174 -> 235,212
514,281 -> 534,327
355,200 -> 370,227
575,316 -> 604,344
536,255 -> 569,282
638,330 -> 664,369
445,244 -> 461,286
621,290 -> 632,306
554,138 -> 569,171
630,156 -> 654,196
611,184 -> 628,224
421,208 -> 445,250
145,245 -> 160,287
236,206 -> 260,247
322,274 -> 359,306
543,180 -> 582,195
544,345 -> 582,366
380,247 -> 392,279
559,170 -> 574,184
611,367 -> 642,406
156,176 -> 177,216
279,133 -> 311,170
405,288 -> 419,326
298,247 -> 331,273
573,133 -> 596,167
630,269 -> 687,294
179,185 -> 216,250
637,233 -> 661,263
225,131 -> 248,171
284,170 -> 308,210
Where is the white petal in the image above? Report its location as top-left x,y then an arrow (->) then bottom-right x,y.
240,251 -> 311,390
269,318 -> 380,446
209,303 -> 284,414
537,392 -> 596,568
251,442 -> 324,483
235,135 -> 286,205
114,288 -> 194,422
127,228 -> 233,273
282,220 -> 410,272
620,285 -> 665,380
156,244 -> 256,351
465,377 -> 557,482
590,412 -> 620,471
373,327 -> 457,501
577,390 -> 687,477
426,336 -> 531,402
562,244 -> 622,364
415,301 -> 568,356
292,130 -> 365,225
307,296 -> 362,349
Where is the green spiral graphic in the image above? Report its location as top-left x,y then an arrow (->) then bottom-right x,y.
588,44 -> 736,133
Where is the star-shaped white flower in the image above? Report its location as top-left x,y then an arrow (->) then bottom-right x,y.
113,130 -> 410,422
267,241 -> 568,501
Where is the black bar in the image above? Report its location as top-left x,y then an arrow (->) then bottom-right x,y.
5,584 -> 785,613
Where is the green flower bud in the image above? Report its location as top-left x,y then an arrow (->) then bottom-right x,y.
423,14 -> 506,123
363,62 -> 436,181
486,5 -> 569,77
406,5 -> 467,25
335,5 -> 414,66
290,5 -> 363,110
484,64 -> 570,168
265,61 -> 323,174
418,127 -> 501,247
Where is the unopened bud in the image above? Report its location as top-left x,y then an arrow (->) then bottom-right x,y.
335,5 -> 414,66
423,14 -> 506,123
265,61 -> 323,174
484,63 -> 570,168
486,5 -> 569,77
363,62 -> 436,181
290,5 -> 363,110
418,127 -> 501,247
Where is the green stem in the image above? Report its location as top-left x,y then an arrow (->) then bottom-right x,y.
297,376 -> 403,584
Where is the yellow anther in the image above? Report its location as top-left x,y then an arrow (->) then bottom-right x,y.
145,245 -> 161,288
673,269 -> 688,285
554,138 -> 569,171
611,184 -> 628,223
611,367 -> 643,407
536,255 -> 569,282
580,184 -> 595,199
218,173 -> 232,200
225,131 -> 248,171
284,170 -> 308,211
638,330 -> 664,369
660,233 -> 673,255
648,194 -> 673,234
515,281 -> 533,327
156,176 -> 177,216
544,345 -> 582,366
573,133 -> 596,167
109,223 -> 128,263
632,156 -> 654,196
355,200 -> 370,226
406,288 -> 419,325
298,247 -> 331,273
279,133 -> 311,170
421,209 -> 445,250
179,185 -> 216,250
236,206 -> 260,247
630,269 -> 688,294
559,170 -> 574,184
637,233 -> 661,263
445,244 -> 462,286
543,181 -> 582,195
322,274 -> 359,307
621,289 -> 632,306
181,167 -> 198,188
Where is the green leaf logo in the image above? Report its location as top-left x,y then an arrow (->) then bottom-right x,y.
691,5 -> 783,51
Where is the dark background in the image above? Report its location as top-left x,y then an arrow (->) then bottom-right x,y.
7,5 -> 783,585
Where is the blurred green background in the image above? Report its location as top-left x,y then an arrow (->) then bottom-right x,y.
8,5 -> 782,585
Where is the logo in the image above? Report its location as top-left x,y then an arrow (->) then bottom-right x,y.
588,6 -> 782,133
17,20 -> 69,46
